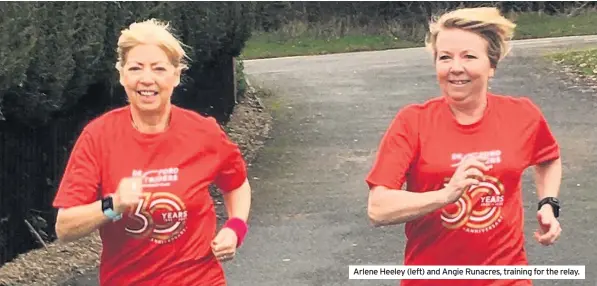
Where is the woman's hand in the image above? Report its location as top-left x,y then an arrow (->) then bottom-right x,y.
534,205 -> 561,246
211,228 -> 239,262
113,177 -> 144,213
442,155 -> 492,204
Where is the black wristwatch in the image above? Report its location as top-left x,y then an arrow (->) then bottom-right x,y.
538,197 -> 560,218
101,196 -> 123,221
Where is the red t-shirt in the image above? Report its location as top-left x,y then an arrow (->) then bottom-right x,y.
366,93 -> 560,286
53,105 -> 247,285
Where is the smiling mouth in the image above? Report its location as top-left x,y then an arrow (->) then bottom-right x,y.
449,80 -> 471,85
137,90 -> 158,97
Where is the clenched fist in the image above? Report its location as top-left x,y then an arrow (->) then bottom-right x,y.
442,155 -> 492,204
112,177 -> 144,214
534,205 -> 561,246
211,228 -> 238,262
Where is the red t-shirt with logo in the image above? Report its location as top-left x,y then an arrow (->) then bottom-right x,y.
366,93 -> 560,286
53,105 -> 247,285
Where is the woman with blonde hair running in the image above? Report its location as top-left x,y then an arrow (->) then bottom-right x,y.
53,19 -> 252,286
366,7 -> 562,286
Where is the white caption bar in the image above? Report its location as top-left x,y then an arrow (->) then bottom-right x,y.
349,265 -> 585,280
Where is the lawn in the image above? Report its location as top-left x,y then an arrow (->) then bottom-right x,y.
513,11 -> 597,40
241,11 -> 597,60
242,34 -> 418,60
548,48 -> 597,76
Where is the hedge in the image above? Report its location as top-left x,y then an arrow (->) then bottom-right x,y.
0,1 -> 255,127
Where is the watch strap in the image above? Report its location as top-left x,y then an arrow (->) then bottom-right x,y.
538,197 -> 560,218
102,196 -> 123,221
103,208 -> 123,221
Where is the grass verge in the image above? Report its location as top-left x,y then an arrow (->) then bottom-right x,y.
242,34 -> 418,59
242,11 -> 597,59
547,48 -> 597,76
513,11 -> 597,40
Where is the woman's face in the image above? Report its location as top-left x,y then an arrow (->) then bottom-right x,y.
434,28 -> 495,104
120,44 -> 180,114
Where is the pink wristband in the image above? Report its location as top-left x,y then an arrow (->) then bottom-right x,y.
223,217 -> 248,247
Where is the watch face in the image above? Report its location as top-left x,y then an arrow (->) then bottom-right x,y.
102,197 -> 113,210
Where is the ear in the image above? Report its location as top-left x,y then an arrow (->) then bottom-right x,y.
174,68 -> 181,87
119,74 -> 125,87
118,69 -> 126,87
116,62 -> 126,86
489,67 -> 495,78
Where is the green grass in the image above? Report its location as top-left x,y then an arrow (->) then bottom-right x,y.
513,11 -> 597,40
241,11 -> 597,60
241,34 -> 418,59
548,48 -> 597,76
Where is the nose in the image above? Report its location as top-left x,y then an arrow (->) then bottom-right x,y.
139,69 -> 155,85
449,59 -> 465,74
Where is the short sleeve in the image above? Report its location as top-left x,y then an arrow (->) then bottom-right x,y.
529,105 -> 560,165
52,130 -> 101,209
213,125 -> 248,192
365,106 -> 420,190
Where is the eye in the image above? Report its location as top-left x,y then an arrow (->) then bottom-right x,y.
154,67 -> 167,71
465,54 -> 477,59
438,55 -> 450,60
128,66 -> 141,71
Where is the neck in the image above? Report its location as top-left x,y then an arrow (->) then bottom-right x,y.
130,104 -> 172,134
448,92 -> 488,125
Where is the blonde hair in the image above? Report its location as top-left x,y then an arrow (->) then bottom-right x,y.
425,7 -> 516,68
115,19 -> 190,72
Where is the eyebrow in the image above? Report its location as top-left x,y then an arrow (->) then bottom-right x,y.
127,61 -> 168,66
438,50 -> 479,55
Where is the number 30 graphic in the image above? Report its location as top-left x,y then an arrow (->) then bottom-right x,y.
441,175 -> 505,231
124,192 -> 187,241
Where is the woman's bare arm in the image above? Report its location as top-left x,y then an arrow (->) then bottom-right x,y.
222,178 -> 252,222
367,185 -> 451,226
55,201 -> 111,243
